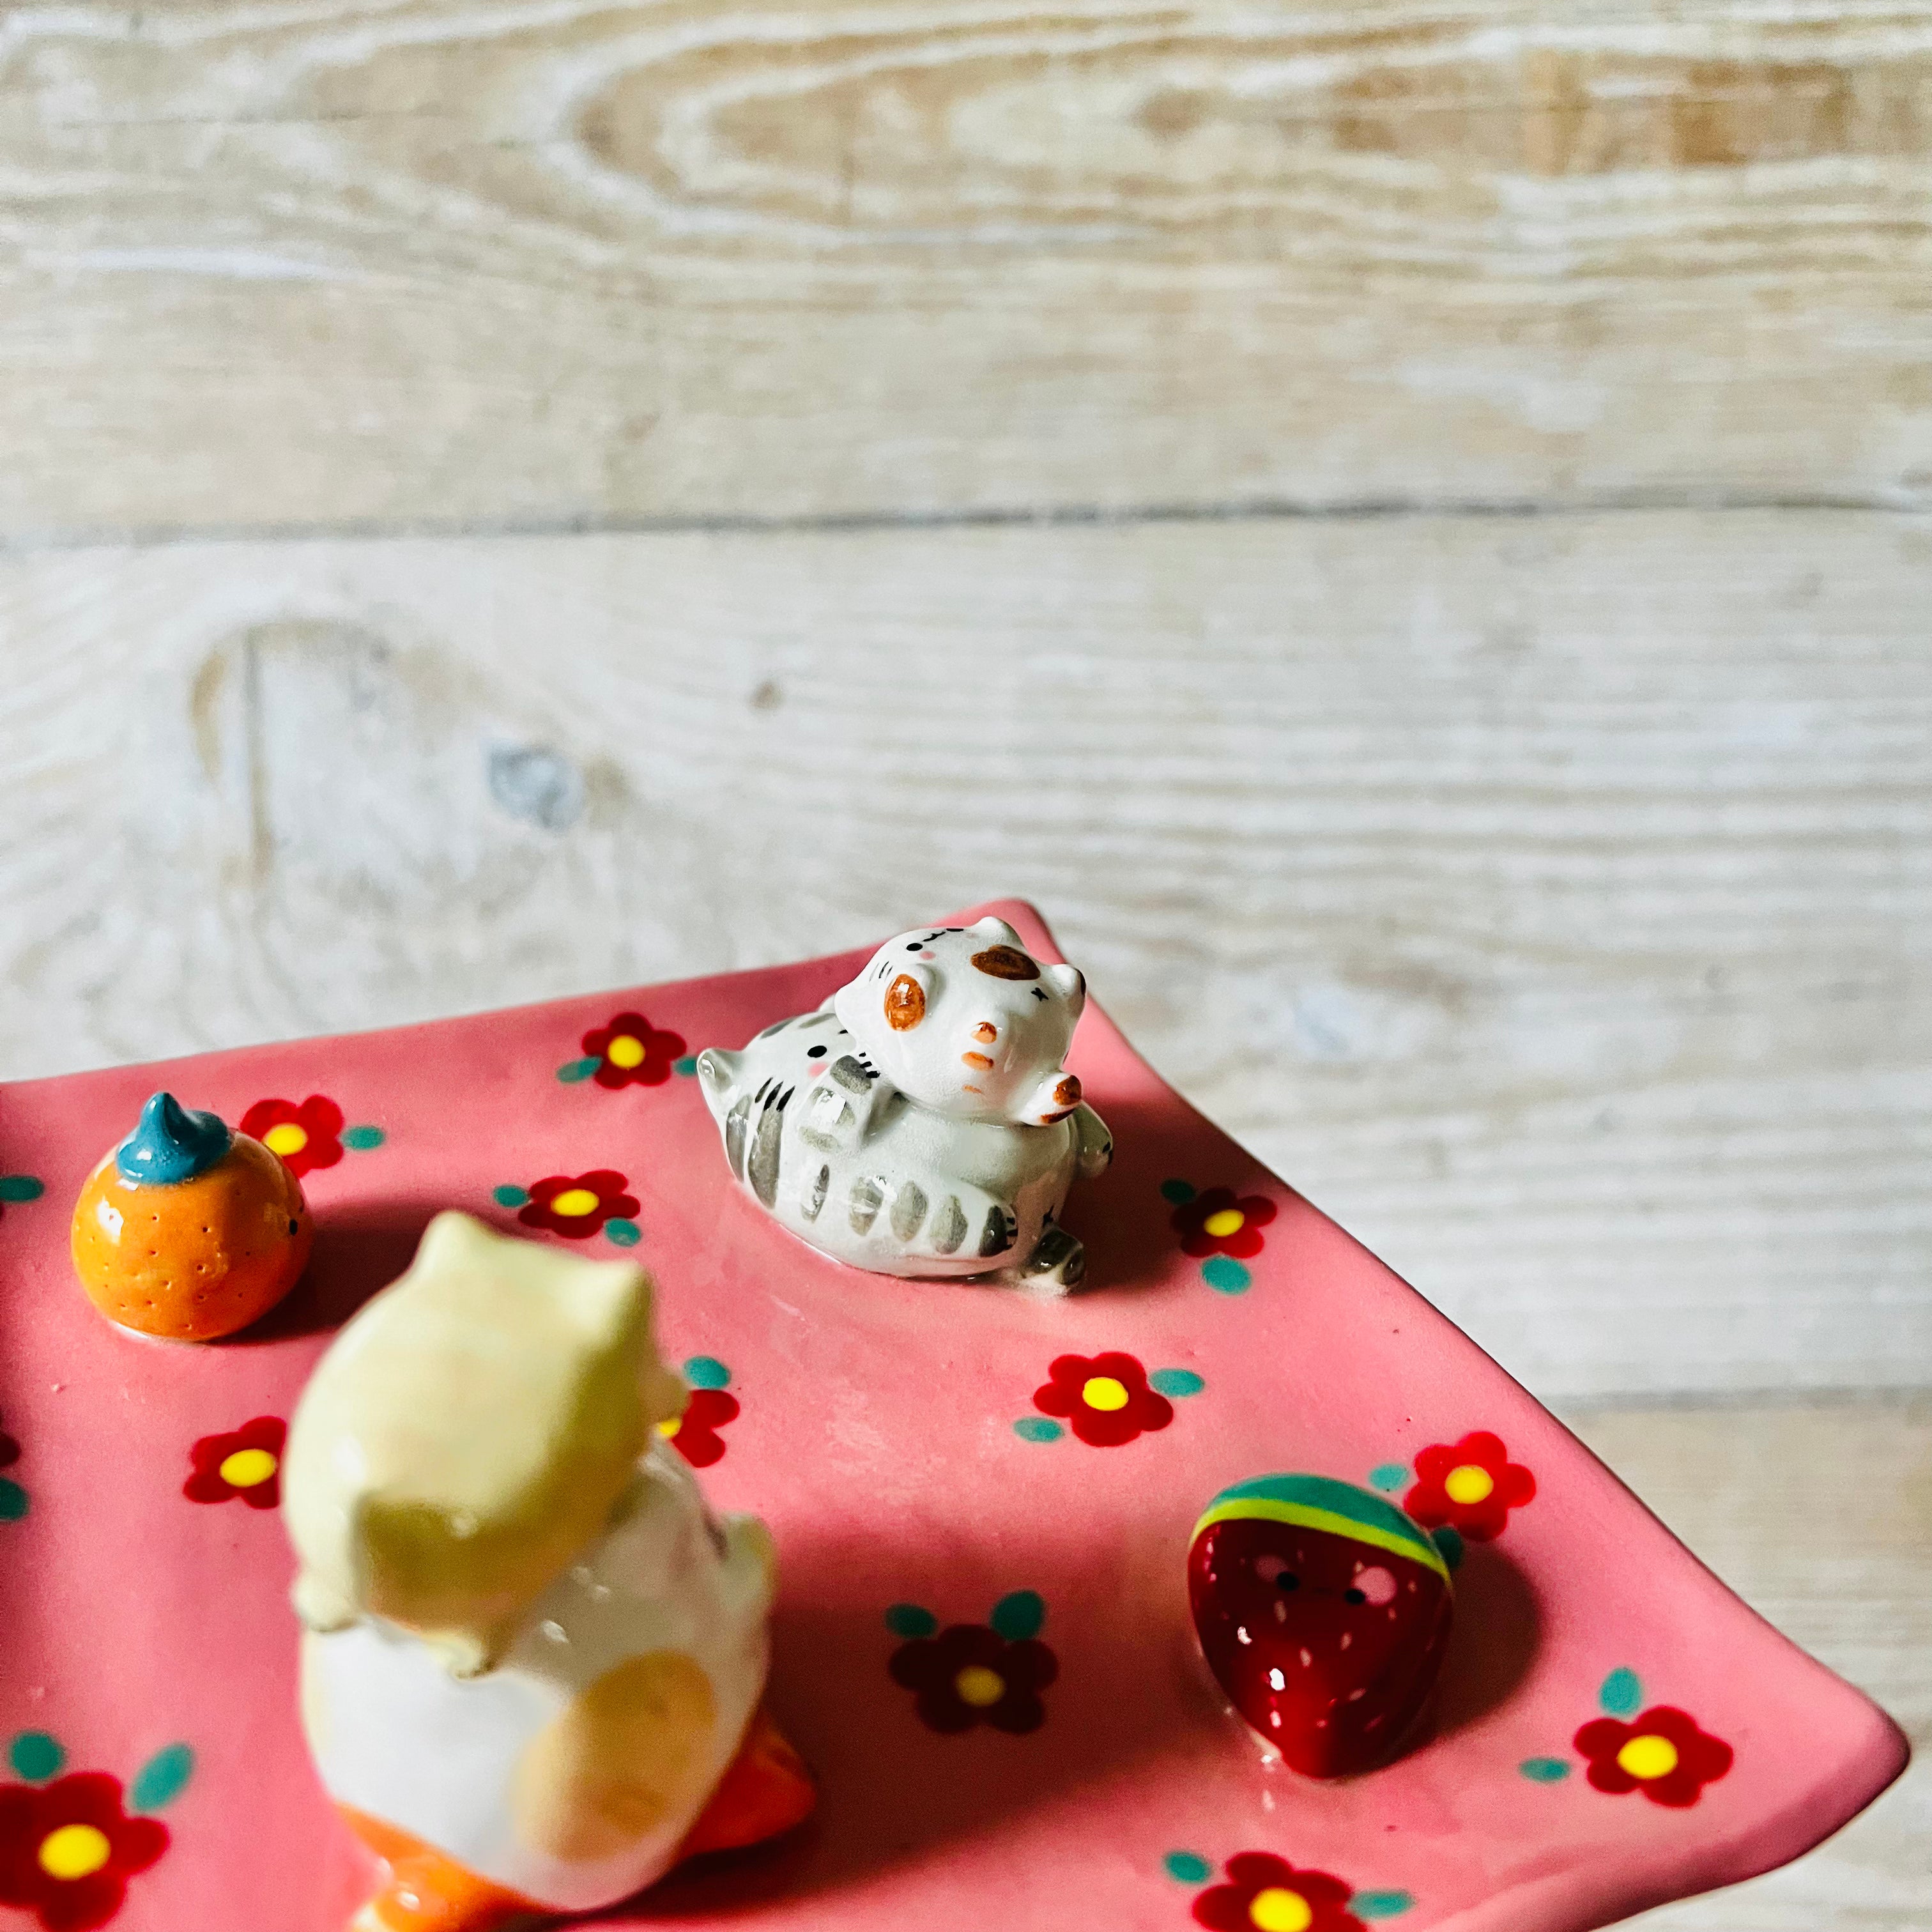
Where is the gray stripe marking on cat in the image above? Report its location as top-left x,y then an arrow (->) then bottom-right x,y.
931,1196 -> 967,1254
979,1206 -> 1016,1257
749,1098 -> 785,1204
891,1181 -> 928,1241
850,1175 -> 884,1234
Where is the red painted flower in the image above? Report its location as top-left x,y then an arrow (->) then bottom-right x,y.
518,1171 -> 640,1239
0,1772 -> 168,1931
183,1416 -> 286,1509
662,1388 -> 739,1469
1032,1351 -> 1173,1448
1192,1851 -> 1365,1932
238,1095 -> 344,1179
1172,1186 -> 1277,1260
889,1623 -> 1058,1734
1405,1430 -> 1535,1542
1575,1706 -> 1734,1808
581,1012 -> 687,1090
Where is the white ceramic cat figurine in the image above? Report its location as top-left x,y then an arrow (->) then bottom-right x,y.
696,916 -> 1113,1291
284,1211 -> 813,1932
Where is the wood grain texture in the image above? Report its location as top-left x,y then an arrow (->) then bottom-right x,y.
1563,1398 -> 1928,1931
3,507 -> 1927,1400
2,0 -> 1931,534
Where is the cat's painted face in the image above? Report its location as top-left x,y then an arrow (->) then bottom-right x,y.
833,917 -> 1087,1124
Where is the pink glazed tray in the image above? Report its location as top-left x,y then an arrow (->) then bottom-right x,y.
0,902 -> 1906,1932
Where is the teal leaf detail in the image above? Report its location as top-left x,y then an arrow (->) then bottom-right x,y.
556,1057 -> 600,1084
130,1742 -> 194,1812
989,1590 -> 1046,1641
8,1733 -> 63,1782
1200,1255 -> 1250,1294
1432,1525 -> 1465,1570
0,1176 -> 45,1203
1600,1667 -> 1643,1716
683,1356 -> 732,1390
492,1184 -> 530,1208
1351,1891 -> 1416,1919
884,1604 -> 937,1640
1163,1851 -> 1211,1884
1158,1178 -> 1197,1204
1148,1368 -> 1205,1398
1013,1416 -> 1063,1443
341,1125 -> 385,1151
1369,1462 -> 1411,1493
604,1218 -> 641,1247
1520,1757 -> 1572,1782
673,1055 -> 698,1077
0,1480 -> 26,1522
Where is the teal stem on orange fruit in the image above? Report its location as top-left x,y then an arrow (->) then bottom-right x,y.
116,1092 -> 232,1186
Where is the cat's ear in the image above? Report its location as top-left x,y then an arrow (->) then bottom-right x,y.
1018,1069 -> 1084,1126
970,914 -> 1023,947
1045,962 -> 1085,1017
694,1046 -> 740,1116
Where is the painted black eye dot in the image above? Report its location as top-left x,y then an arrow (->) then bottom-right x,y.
807,1044 -> 827,1059
906,941 -> 923,951
1276,1572 -> 1300,1592
288,1218 -> 300,1236
1344,1586 -> 1367,1606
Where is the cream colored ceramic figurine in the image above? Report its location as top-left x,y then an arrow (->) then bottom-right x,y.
696,917 -> 1112,1290
284,1211 -> 813,1932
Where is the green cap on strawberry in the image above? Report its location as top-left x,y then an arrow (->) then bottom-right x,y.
1188,1473 -> 1453,1777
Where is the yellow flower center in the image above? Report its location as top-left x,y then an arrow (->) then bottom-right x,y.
1443,1463 -> 1496,1505
1616,1734 -> 1680,1781
654,1416 -> 681,1438
38,1824 -> 112,1882
953,1665 -> 1006,1708
549,1188 -> 601,1218
219,1448 -> 279,1488
1081,1376 -> 1130,1412
1248,1887 -> 1314,1932
263,1122 -> 309,1158
605,1034 -> 646,1070
1202,1208 -> 1246,1238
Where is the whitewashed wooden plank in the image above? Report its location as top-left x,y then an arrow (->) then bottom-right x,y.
1564,1399 -> 1929,1930
0,0 -> 1929,530
1,509 -> 1927,1397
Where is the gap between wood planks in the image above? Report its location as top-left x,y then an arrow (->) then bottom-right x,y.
2,490 -> 1924,558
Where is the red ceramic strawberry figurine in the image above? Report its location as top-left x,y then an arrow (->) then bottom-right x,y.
1188,1473 -> 1453,1777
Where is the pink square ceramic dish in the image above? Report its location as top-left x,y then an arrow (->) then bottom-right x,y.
0,902 -> 1906,1932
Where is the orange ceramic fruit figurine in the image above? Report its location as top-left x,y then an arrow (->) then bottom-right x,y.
71,1091 -> 312,1340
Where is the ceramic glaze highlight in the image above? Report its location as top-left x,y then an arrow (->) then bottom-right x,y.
70,1091 -> 310,1340
284,1213 -> 811,1929
696,917 -> 1112,1289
